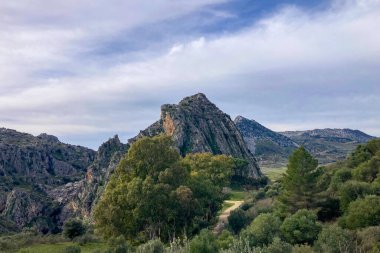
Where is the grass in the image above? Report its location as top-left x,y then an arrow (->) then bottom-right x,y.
228,190 -> 247,201
17,242 -> 107,253
261,166 -> 286,181
220,201 -> 234,212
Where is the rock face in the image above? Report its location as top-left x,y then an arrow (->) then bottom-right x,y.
0,128 -> 128,233
235,116 -> 298,167
281,129 -> 376,164
131,93 -> 262,178
49,135 -> 128,221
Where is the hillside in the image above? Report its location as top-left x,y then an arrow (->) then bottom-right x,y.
0,129 -> 128,233
235,118 -> 375,167
235,116 -> 298,167
281,129 -> 376,164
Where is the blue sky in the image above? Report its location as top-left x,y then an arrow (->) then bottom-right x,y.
0,0 -> 379,149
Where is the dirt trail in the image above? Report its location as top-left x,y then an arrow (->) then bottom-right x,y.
213,200 -> 244,234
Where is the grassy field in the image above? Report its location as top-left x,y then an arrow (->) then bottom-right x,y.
17,242 -> 107,253
228,190 -> 247,200
261,166 -> 286,181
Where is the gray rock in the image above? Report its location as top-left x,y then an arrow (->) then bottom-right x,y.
130,93 -> 262,178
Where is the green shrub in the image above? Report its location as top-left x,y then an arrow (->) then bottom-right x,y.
292,244 -> 315,253
315,225 -> 354,253
74,233 -> 99,245
356,226 -> 380,252
136,239 -> 164,253
63,219 -> 86,240
189,229 -> 218,253
352,157 -> 380,183
242,213 -> 282,247
263,237 -> 292,253
107,235 -> 128,253
338,180 -> 372,211
166,237 -> 190,253
228,209 -> 248,234
0,237 -> 19,252
339,195 -> 380,229
281,209 -> 321,245
216,230 -> 234,249
61,245 -> 81,253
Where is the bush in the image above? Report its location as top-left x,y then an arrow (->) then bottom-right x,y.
255,190 -> 266,200
189,229 -> 218,253
263,237 -> 292,253
216,230 -> 234,249
107,235 -> 128,253
136,239 -> 164,253
338,181 -> 372,211
166,237 -> 190,253
330,168 -> 351,191
63,219 -> 86,240
0,237 -> 19,252
356,226 -> 380,252
74,233 -> 99,245
61,245 -> 81,253
281,209 -> 321,245
315,225 -> 354,253
292,244 -> 315,253
228,209 -> 248,234
339,195 -> 380,229
352,157 -> 380,182
241,213 -> 282,247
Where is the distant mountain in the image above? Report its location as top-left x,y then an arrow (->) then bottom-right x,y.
131,93 -> 263,179
281,129 -> 376,164
234,116 -> 298,167
235,117 -> 376,167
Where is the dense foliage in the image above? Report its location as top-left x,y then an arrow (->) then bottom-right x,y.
94,135 -> 235,243
63,219 -> 86,240
7,139 -> 380,253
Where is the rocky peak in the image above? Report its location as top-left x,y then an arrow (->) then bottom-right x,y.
131,94 -> 262,178
37,133 -> 60,143
96,135 -> 128,167
235,116 -> 298,167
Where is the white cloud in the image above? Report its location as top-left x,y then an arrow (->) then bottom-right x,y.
0,0 -> 379,148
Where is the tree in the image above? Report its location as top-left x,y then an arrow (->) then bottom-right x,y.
241,213 -> 282,247
339,195 -> 380,229
228,209 -> 248,234
189,229 -> 218,253
181,153 -> 234,187
63,219 -> 86,240
136,239 -> 164,253
280,147 -> 320,212
338,180 -> 372,211
94,135 -> 226,242
280,209 -> 321,245
315,225 -> 354,253
352,156 -> 380,183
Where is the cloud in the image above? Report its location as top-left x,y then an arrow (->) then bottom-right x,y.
0,0 -> 379,148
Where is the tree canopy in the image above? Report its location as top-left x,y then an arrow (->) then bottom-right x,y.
94,135 -> 235,242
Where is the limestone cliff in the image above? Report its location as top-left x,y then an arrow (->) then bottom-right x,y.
0,128 -> 96,233
131,93 -> 262,178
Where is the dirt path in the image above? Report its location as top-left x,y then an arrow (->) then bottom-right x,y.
213,200 -> 244,234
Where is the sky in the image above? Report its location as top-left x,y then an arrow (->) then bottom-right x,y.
0,0 -> 379,149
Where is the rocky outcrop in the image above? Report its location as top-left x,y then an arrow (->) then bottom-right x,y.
131,93 -> 262,178
0,128 -> 96,232
235,116 -> 298,167
50,135 -> 128,221
0,128 -> 96,186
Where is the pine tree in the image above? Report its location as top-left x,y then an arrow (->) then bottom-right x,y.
280,147 -> 320,213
